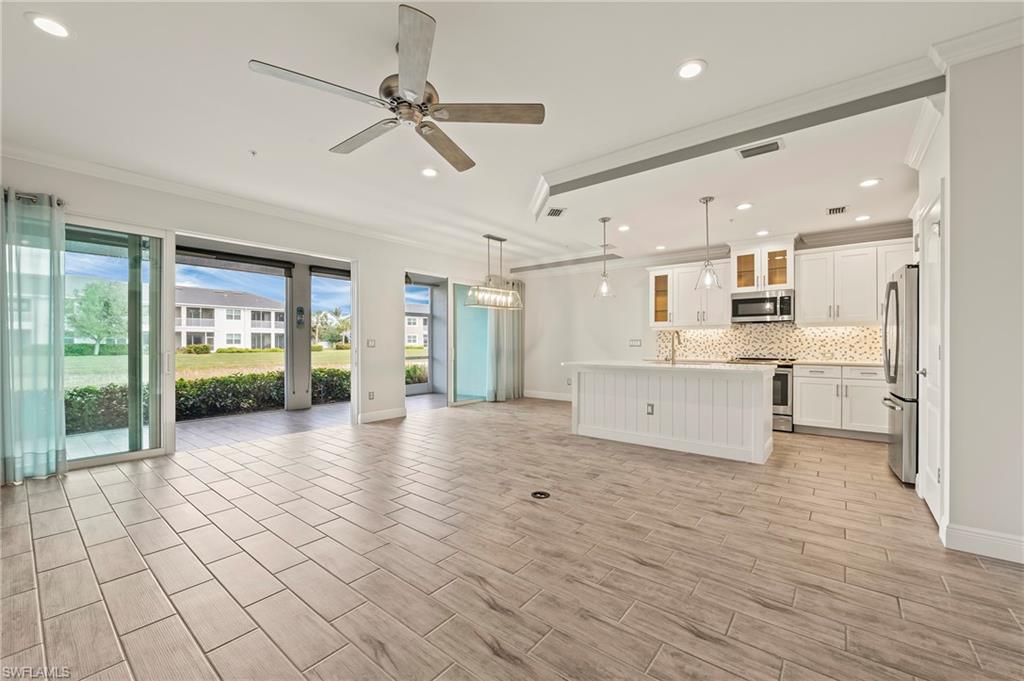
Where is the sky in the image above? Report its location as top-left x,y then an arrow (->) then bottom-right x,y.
66,253 -> 429,314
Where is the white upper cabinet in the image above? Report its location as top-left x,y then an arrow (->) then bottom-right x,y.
834,247 -> 877,324
648,268 -> 673,327
796,239 -> 912,326
795,252 -> 835,324
876,242 -> 915,318
648,261 -> 730,328
729,238 -> 794,293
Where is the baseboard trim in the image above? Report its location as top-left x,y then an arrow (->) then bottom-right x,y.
944,523 -> 1024,564
793,425 -> 889,442
576,425 -> 773,465
359,407 -> 407,424
524,390 -> 571,402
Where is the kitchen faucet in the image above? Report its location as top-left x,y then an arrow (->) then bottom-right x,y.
670,330 -> 681,365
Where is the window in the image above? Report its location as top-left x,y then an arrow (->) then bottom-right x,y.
226,308 -> 241,320
407,335 -> 417,344
422,318 -> 428,327
274,333 -> 285,349
274,311 -> 285,322
226,333 -> 241,345
251,332 -> 271,349
406,317 -> 416,327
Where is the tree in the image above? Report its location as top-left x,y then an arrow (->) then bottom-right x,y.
67,281 -> 128,354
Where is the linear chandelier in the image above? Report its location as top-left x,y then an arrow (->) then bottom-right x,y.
466,234 -> 523,310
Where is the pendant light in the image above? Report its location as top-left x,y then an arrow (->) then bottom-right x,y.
466,234 -> 523,310
594,217 -> 614,298
695,196 -> 721,290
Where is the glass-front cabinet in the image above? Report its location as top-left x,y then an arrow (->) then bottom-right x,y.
648,268 -> 673,327
729,238 -> 794,292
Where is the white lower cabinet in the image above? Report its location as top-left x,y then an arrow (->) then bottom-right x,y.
793,376 -> 842,428
794,365 -> 889,433
841,379 -> 889,433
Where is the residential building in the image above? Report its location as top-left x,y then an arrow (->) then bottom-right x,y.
174,286 -> 284,350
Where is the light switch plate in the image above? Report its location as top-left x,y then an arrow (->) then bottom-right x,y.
566,377 -> 572,386
366,339 -> 375,348
646,403 -> 655,415
629,339 -> 642,347
368,391 -> 375,400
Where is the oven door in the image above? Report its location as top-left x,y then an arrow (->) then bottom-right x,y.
732,292 -> 781,322
773,368 -> 793,415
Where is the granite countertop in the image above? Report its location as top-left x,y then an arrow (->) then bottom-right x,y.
792,359 -> 883,367
562,360 -> 775,372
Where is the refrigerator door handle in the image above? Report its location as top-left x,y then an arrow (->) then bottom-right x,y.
881,397 -> 903,412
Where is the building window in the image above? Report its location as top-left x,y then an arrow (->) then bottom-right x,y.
274,311 -> 285,322
251,333 -> 271,349
226,308 -> 241,320
406,317 -> 416,326
406,335 -> 417,344
274,333 -> 285,349
226,333 -> 241,345
422,318 -> 428,327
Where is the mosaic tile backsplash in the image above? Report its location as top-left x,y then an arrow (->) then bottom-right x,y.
656,324 -> 883,362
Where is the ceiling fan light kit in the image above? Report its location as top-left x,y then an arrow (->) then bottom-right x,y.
249,4 -> 545,172
466,235 -> 523,310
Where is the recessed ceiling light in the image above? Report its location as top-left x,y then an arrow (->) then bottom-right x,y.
655,245 -> 667,251
756,230 -> 770,236
618,225 -> 630,232
736,202 -> 753,211
676,59 -> 707,80
421,168 -> 438,178
855,215 -> 871,222
859,178 -> 882,188
25,13 -> 69,38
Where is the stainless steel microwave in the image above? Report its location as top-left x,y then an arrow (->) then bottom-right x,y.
731,289 -> 794,323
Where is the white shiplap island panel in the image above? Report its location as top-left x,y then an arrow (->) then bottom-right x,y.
562,361 -> 775,464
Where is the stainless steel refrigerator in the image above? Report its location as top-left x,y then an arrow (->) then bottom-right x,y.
882,264 -> 919,483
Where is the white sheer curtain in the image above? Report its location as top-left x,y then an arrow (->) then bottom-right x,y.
1,189 -> 67,485
488,279 -> 524,402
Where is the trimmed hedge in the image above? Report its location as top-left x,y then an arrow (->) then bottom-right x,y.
63,368 -> 352,433
333,342 -> 351,350
214,347 -> 283,354
310,344 -> 324,352
64,343 -> 129,356
178,344 -> 211,355
405,364 -> 427,385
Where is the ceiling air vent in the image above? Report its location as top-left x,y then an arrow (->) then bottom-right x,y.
737,138 -> 784,159
546,207 -> 567,218
826,206 -> 848,216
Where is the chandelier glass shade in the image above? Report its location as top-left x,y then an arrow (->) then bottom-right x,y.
594,217 -> 614,298
695,196 -> 722,290
466,235 -> 523,310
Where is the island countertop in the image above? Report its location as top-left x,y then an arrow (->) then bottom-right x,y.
561,360 -> 776,373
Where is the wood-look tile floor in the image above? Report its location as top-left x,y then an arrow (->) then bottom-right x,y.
2,399 -> 1022,681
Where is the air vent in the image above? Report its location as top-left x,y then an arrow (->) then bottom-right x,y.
826,206 -> 848,216
546,207 -> 567,217
737,139 -> 784,159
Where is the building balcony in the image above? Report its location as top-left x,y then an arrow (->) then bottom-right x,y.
183,318 -> 215,327
274,321 -> 285,328
251,320 -> 273,328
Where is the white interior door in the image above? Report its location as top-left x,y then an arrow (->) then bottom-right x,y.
918,186 -> 945,521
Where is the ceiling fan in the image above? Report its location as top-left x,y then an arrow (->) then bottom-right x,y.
249,4 -> 545,172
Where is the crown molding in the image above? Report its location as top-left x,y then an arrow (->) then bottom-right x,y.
542,57 -> 942,193
929,17 -> 1024,73
905,98 -> 943,170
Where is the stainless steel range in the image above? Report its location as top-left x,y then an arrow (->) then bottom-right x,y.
728,357 -> 797,432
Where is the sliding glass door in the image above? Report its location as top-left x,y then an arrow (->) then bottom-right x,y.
64,224 -> 165,461
451,282 -> 489,404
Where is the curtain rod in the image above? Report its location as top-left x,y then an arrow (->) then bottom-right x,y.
3,189 -> 65,206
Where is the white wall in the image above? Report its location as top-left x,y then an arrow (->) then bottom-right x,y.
1,157 -> 485,423
522,262 -> 656,399
946,46 -> 1024,560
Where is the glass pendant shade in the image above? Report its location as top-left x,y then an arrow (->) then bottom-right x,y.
694,196 -> 722,290
594,216 -> 614,298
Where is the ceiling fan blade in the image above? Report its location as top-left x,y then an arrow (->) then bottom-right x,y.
398,4 -> 436,103
249,59 -> 387,109
429,103 -> 546,125
330,119 -> 400,154
415,122 -> 475,172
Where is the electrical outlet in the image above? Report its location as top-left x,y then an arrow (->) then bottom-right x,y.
566,377 -> 572,386
646,402 -> 655,415
629,339 -> 642,347
368,391 -> 375,400
366,339 -> 375,348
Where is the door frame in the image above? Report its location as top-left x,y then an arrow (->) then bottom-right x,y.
64,214 -> 177,469
448,279 -> 485,407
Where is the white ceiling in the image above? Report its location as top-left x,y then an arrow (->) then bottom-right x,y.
549,99 -> 923,260
3,3 -> 1021,265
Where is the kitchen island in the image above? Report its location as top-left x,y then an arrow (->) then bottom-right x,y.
562,360 -> 776,463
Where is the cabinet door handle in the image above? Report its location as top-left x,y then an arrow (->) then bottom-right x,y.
810,370 -> 825,374
702,310 -> 706,322
835,305 -> 840,319
696,311 -> 700,323
835,384 -> 840,397
844,385 -> 849,397
828,304 -> 832,319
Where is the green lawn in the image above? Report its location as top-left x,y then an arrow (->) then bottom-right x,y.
64,348 -> 428,387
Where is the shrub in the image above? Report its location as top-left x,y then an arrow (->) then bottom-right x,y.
64,384 -> 148,434
311,368 -> 351,404
178,344 -> 211,355
64,343 -> 129,356
214,347 -> 281,354
310,344 -> 324,352
405,364 -> 428,385
333,342 -> 351,350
